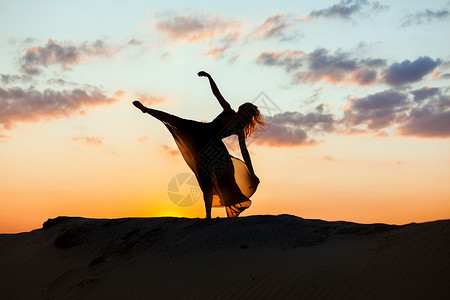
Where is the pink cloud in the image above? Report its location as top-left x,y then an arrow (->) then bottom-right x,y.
343,90 -> 409,130
256,49 -> 305,72
20,38 -> 127,75
254,111 -> 335,147
135,93 -> 173,106
0,134 -> 11,143
137,136 -> 150,143
257,48 -> 387,85
322,155 -> 335,161
0,86 -> 118,129
341,87 -> 450,138
252,13 -> 307,41
258,47 -> 444,87
203,32 -> 240,58
161,144 -> 179,157
72,136 -> 104,146
155,12 -> 241,43
334,127 -> 369,135
396,108 -> 450,138
253,123 -> 316,147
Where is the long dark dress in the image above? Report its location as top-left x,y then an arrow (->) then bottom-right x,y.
161,109 -> 256,217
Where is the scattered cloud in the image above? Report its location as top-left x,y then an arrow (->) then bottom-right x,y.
382,56 -> 441,86
251,13 -> 306,42
126,38 -> 143,46
270,111 -> 336,132
161,144 -> 180,157
401,8 -> 450,26
410,87 -> 441,102
135,93 -> 173,106
303,88 -> 325,106
397,107 -> 450,138
0,134 -> 11,143
19,38 -> 124,75
154,12 -> 245,60
309,0 -> 388,21
254,122 -> 314,147
295,49 -> 385,85
322,155 -> 336,161
113,90 -> 126,99
310,0 -> 361,19
0,86 -> 118,129
137,136 -> 150,143
203,32 -> 240,58
1,73 -> 32,84
256,48 -> 443,87
227,53 -> 246,64
160,52 -> 171,62
153,11 -> 309,60
256,49 -> 305,72
255,111 -> 335,147
2,37 -> 36,46
340,87 -> 450,138
47,78 -> 70,86
72,136 -> 103,146
396,90 -> 450,138
155,12 -> 240,43
343,90 -> 409,130
375,131 -> 389,137
335,127 -> 368,135
46,78 -> 83,87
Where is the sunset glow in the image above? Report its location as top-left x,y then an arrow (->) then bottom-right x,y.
1,0 -> 449,233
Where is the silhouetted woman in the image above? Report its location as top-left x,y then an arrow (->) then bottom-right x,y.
133,71 -> 264,218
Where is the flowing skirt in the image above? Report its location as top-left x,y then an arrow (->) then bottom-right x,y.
160,114 -> 256,217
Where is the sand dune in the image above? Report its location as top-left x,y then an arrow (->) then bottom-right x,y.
1,215 -> 449,299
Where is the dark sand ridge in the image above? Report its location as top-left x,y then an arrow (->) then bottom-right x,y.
0,215 -> 449,299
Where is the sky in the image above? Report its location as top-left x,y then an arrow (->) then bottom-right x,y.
1,0 -> 450,233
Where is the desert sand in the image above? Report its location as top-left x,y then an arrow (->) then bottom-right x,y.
0,215 -> 449,299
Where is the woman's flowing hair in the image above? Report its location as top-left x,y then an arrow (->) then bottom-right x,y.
238,102 -> 266,138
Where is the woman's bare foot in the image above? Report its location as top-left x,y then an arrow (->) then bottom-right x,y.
133,100 -> 147,113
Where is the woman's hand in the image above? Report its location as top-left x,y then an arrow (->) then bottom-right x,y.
197,71 -> 210,78
250,173 -> 260,189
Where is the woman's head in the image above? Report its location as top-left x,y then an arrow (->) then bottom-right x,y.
237,102 -> 265,137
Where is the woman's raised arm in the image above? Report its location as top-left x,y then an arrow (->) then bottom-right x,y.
198,71 -> 231,111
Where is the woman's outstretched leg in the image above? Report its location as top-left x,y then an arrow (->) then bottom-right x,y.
133,101 -> 177,124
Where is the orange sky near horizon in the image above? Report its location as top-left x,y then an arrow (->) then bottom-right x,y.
1,108 -> 449,233
1,1 -> 450,233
